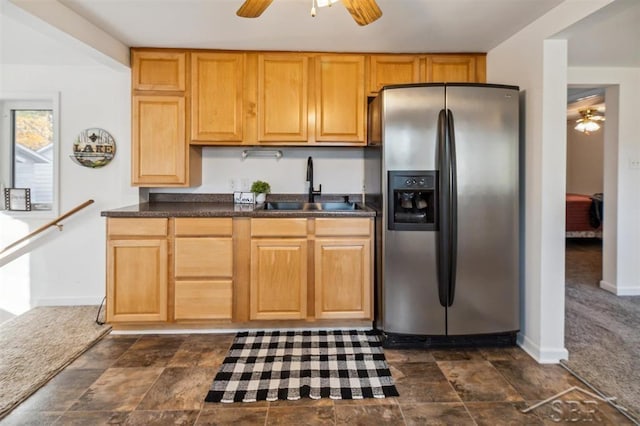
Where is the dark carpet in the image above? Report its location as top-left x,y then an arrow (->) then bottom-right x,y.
564,239 -> 640,419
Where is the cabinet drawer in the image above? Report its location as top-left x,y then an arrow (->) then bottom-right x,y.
174,218 -> 232,236
251,218 -> 307,237
315,218 -> 370,237
174,280 -> 232,320
175,237 -> 233,277
107,218 -> 168,237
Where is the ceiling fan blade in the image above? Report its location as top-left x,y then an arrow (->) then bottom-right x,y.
340,0 -> 382,26
237,0 -> 274,18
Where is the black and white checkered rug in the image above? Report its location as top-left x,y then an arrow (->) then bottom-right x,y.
205,330 -> 399,403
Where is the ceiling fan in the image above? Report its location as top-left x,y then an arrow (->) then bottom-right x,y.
236,0 -> 383,26
575,108 -> 605,134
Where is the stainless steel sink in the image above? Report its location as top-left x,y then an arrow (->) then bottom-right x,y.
263,202 -> 360,211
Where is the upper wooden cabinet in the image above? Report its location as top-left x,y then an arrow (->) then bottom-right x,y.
191,52 -> 244,142
132,51 -> 186,92
315,55 -> 366,144
131,49 -> 201,187
130,49 -> 486,167
258,54 -> 309,142
369,55 -> 421,94
426,54 -> 486,83
132,95 -> 189,186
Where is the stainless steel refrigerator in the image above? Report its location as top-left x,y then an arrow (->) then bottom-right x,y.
365,83 -> 520,346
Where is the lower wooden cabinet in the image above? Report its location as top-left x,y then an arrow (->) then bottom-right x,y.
173,218 -> 233,321
315,238 -> 371,319
106,218 -> 169,323
249,217 -> 373,321
250,238 -> 308,320
105,216 -> 372,325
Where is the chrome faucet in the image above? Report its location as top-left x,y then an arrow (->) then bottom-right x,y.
306,156 -> 322,202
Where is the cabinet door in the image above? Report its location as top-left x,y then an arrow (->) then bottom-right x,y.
191,52 -> 244,142
258,54 -> 308,142
369,55 -> 421,94
132,50 -> 186,92
315,238 -> 371,319
426,55 -> 479,83
250,239 -> 307,319
315,55 -> 365,143
107,239 -> 168,322
132,95 -> 187,186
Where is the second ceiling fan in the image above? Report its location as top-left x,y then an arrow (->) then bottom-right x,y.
236,0 -> 382,26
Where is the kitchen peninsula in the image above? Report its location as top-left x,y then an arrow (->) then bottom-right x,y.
101,193 -> 375,331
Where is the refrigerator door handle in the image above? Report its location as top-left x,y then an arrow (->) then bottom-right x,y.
436,109 -> 449,307
446,109 -> 458,307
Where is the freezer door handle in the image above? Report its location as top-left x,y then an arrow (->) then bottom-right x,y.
436,109 -> 449,307
446,109 -> 458,307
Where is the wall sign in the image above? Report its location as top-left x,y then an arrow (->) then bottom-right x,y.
71,128 -> 116,168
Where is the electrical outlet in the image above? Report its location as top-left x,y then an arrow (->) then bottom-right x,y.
228,179 -> 235,190
630,159 -> 640,170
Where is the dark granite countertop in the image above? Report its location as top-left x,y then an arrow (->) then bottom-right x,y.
101,193 -> 377,218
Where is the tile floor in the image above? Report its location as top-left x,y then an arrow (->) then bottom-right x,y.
1,333 -> 633,425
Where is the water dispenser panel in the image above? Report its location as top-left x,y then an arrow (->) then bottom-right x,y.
388,171 -> 438,231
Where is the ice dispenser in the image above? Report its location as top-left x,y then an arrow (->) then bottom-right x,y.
388,171 -> 438,231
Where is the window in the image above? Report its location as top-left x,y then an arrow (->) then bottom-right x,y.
1,94 -> 59,216
12,109 -> 54,210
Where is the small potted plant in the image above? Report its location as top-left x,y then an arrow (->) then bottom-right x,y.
250,180 -> 271,204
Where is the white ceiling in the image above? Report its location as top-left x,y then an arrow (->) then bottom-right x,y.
557,0 -> 640,67
2,0 -> 639,68
566,88 -> 605,120
55,0 -> 564,53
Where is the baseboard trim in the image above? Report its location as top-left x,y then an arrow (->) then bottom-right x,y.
600,280 -> 640,296
517,333 -> 568,364
111,326 -> 374,335
33,296 -> 104,306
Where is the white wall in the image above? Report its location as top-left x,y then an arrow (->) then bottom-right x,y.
566,122 -> 604,194
568,66 -> 640,296
487,0 -> 614,363
0,61 -> 136,309
152,147 -> 364,195
0,11 -> 363,314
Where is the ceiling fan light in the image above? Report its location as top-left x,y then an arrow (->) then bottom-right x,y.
584,120 -> 600,132
574,119 -> 600,134
317,0 -> 339,6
